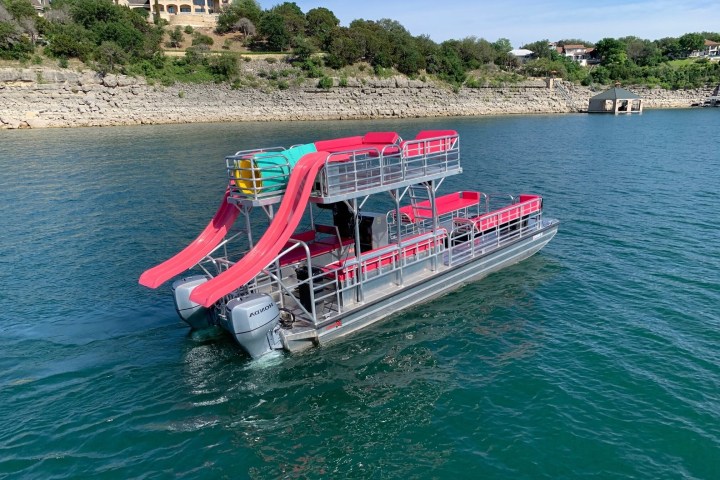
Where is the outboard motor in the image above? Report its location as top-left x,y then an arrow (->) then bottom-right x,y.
225,294 -> 282,359
172,275 -> 212,329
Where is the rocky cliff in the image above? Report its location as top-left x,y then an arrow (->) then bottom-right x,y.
0,67 -> 711,129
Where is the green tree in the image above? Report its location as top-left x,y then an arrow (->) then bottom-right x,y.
522,39 -> 554,59
493,38 -> 512,54
620,36 -> 661,66
2,0 -> 36,20
678,32 -> 704,55
0,19 -> 33,59
305,7 -> 338,50
216,0 -> 261,34
167,25 -> 183,48
45,22 -> 93,59
655,37 -> 682,59
348,19 -> 393,67
454,36 -> 495,69
395,39 -> 424,74
433,42 -> 466,85
270,2 -> 305,37
325,26 -> 362,68
522,57 -> 567,78
595,37 -> 627,65
258,12 -> 290,51
291,34 -> 314,61
556,39 -> 593,47
95,40 -> 126,74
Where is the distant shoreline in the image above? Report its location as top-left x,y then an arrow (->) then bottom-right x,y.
0,67 -> 711,129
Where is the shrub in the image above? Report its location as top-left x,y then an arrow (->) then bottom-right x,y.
465,77 -> 482,88
266,57 -> 277,64
299,58 -> 322,78
208,52 -> 238,80
317,76 -> 333,89
191,32 -> 213,47
184,25 -> 194,34
167,26 -> 183,48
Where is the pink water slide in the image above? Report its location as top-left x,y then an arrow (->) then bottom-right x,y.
189,151 -> 332,308
138,189 -> 240,289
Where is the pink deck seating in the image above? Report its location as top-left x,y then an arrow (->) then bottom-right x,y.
278,224 -> 353,267
401,130 -> 459,157
469,194 -> 542,233
314,132 -> 401,157
395,191 -> 481,223
323,229 -> 447,281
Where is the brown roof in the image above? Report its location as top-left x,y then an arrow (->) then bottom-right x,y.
705,39 -> 720,47
563,44 -> 587,50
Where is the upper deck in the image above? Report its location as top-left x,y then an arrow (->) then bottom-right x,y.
225,131 -> 461,206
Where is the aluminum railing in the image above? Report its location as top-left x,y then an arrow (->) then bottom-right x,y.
225,133 -> 461,203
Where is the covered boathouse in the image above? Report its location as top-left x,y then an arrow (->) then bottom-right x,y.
588,87 -> 643,114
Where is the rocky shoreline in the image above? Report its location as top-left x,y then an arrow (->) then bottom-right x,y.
0,67 -> 712,129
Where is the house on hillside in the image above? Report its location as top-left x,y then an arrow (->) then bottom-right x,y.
554,44 -> 600,66
509,48 -> 534,63
117,0 -> 227,26
689,39 -> 720,59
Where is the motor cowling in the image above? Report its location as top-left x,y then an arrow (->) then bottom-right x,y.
225,294 -> 281,358
172,275 -> 212,329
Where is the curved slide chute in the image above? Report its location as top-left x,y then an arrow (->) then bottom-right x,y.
139,189 -> 240,289
189,151 -> 331,308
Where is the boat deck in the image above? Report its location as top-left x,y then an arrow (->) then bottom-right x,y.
226,132 -> 461,207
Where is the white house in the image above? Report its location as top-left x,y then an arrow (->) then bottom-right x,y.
556,44 -> 598,66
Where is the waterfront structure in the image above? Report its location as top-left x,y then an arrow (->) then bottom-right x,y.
588,87 -> 643,114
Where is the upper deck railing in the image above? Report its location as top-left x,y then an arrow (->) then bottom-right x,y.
225,133 -> 461,205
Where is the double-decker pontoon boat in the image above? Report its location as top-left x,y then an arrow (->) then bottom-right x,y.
139,130 -> 559,358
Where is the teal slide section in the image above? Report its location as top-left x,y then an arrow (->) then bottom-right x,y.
251,143 -> 317,191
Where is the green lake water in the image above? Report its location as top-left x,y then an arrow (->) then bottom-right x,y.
1,110 -> 719,479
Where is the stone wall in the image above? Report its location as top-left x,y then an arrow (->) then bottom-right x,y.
0,67 -> 713,129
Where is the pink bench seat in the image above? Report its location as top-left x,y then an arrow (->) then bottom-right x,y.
401,130 -> 458,157
397,191 -> 481,223
314,132 -> 401,157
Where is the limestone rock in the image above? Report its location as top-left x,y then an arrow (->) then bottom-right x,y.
1,117 -> 22,129
103,75 -> 119,88
26,117 -> 49,129
0,69 -> 21,82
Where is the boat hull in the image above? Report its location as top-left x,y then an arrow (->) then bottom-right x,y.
280,219 -> 559,352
